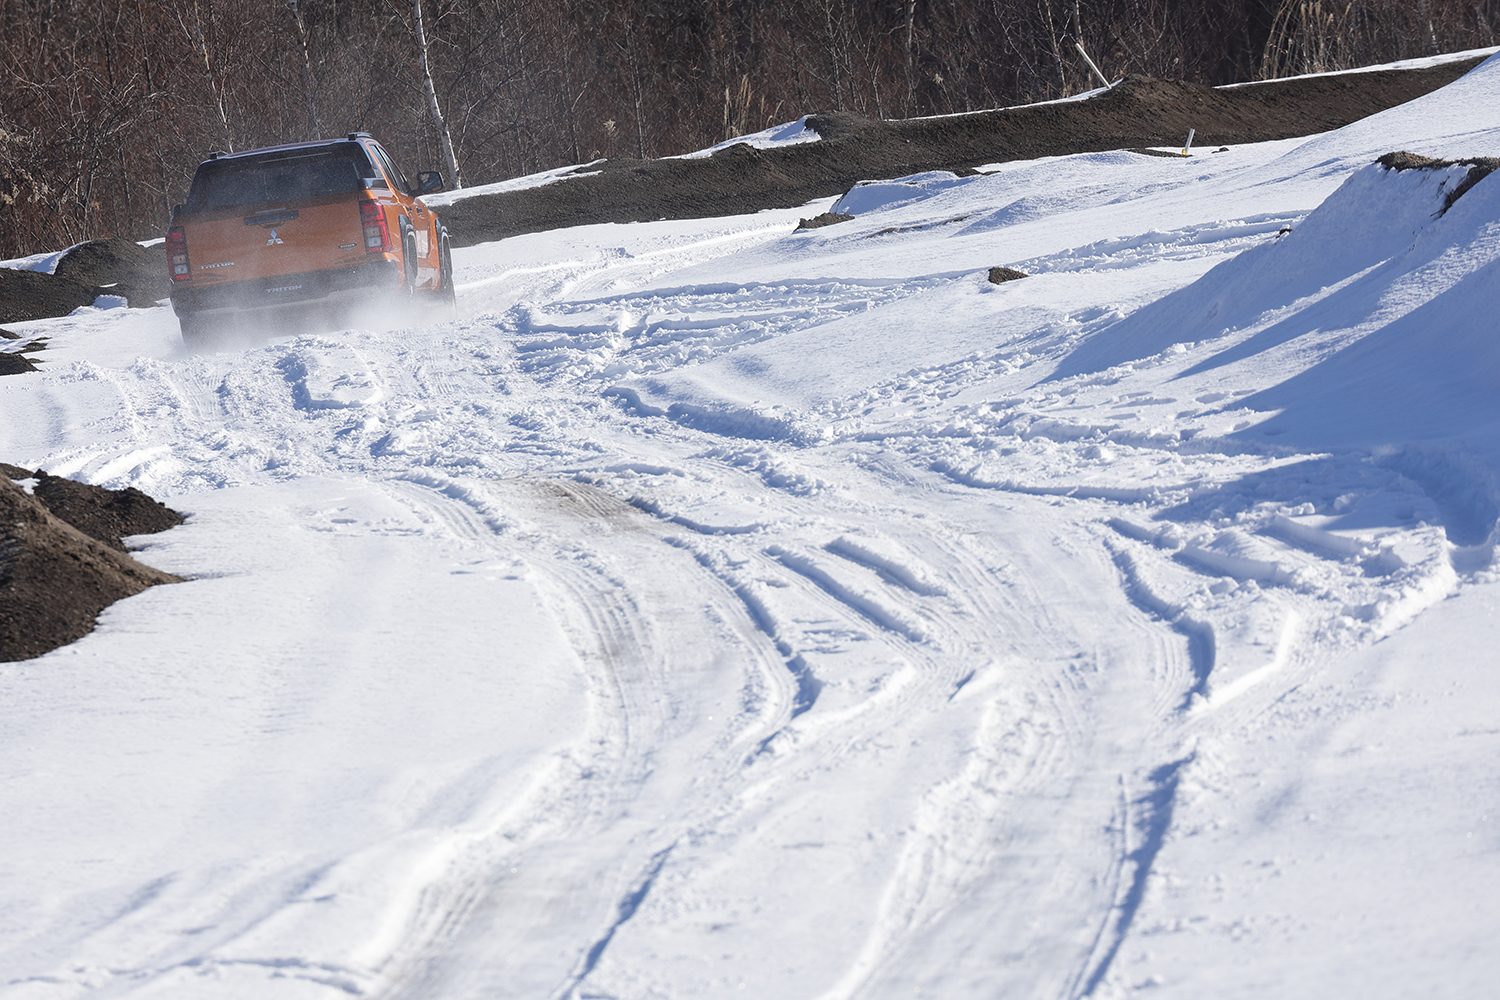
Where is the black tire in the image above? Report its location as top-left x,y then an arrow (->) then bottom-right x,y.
435,225 -> 457,318
178,312 -> 209,347
401,226 -> 419,297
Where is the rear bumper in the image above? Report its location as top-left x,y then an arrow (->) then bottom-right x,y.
170,259 -> 399,318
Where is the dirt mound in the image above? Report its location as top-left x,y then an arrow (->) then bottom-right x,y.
0,237 -> 167,330
1,327 -> 44,375
24,471 -> 185,551
988,267 -> 1028,283
1,465 -> 185,662
54,237 -> 170,308
0,266 -> 97,325
440,56 -> 1488,246
797,212 -> 854,230
0,352 -> 41,375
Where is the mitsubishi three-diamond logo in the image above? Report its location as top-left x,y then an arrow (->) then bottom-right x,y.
266,229 -> 284,246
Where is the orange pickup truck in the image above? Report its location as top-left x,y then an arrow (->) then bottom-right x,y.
165,133 -> 454,344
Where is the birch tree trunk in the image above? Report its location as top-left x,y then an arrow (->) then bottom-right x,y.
288,0 -> 322,140
413,0 -> 462,190
182,0 -> 232,150
904,0 -> 916,114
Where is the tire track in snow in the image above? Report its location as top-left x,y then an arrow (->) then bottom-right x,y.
749,474 -> 1194,1000
609,467 -> 1172,1000
1069,758 -> 1190,999
768,544 -> 931,643
458,219 -> 797,310
553,842 -> 678,997
507,275 -> 952,388
1105,537 -> 1216,713
550,475 -> 1098,995
366,475 -> 794,1000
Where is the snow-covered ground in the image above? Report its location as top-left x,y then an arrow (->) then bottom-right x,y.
1219,43 -> 1499,87
668,116 -> 822,159
4,53 -> 1500,1000
418,161 -> 607,208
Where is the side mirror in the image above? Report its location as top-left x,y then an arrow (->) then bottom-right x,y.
416,171 -> 444,194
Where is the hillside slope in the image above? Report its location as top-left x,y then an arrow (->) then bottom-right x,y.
435,54 -> 1490,245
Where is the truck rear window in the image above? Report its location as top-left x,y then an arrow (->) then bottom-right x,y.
186,147 -> 377,212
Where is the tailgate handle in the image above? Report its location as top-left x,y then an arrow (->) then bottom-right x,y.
245,210 -> 299,227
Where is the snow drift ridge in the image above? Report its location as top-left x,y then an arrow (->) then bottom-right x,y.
1047,155 -> 1481,382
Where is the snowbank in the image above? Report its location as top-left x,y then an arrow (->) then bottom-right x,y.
419,161 -> 605,208
670,115 -> 822,159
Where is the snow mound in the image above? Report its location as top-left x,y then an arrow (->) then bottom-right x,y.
1240,162 -> 1500,449
421,161 -> 605,208
0,247 -> 72,273
1046,148 -> 1500,545
672,115 -> 822,159
831,171 -> 980,216
1049,155 -> 1479,380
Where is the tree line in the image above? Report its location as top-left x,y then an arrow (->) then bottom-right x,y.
3,0 -> 1497,259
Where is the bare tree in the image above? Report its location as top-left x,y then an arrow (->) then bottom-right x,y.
287,0 -> 323,140
180,0 -> 233,150
4,0 -> 1500,259
413,0 -> 464,189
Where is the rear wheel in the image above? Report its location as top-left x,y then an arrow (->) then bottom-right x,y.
396,224 -> 421,324
178,312 -> 210,348
433,225 -> 457,319
401,228 -> 419,297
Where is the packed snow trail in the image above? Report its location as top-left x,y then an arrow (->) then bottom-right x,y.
4,52 -> 1500,999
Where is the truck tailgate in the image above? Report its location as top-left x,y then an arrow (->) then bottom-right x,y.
186,196 -> 367,288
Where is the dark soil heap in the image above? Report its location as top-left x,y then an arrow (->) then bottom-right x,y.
24,471 -> 186,552
439,56 -> 1487,246
988,266 -> 1028,283
1,464 -> 185,662
796,212 -> 855,230
1,326 -> 45,375
0,268 -> 97,325
53,237 -> 171,309
0,238 -> 168,326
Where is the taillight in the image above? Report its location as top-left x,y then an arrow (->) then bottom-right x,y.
360,199 -> 391,253
166,226 -> 191,281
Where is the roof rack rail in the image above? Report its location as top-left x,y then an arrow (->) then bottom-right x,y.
207,150 -> 228,159
346,131 -> 371,141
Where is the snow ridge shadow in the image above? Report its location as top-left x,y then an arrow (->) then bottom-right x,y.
1044,158 -> 1467,384
1106,541 -> 1214,707
564,843 -> 677,992
1381,445 -> 1500,548
732,580 -> 823,724
1078,758 -> 1188,998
